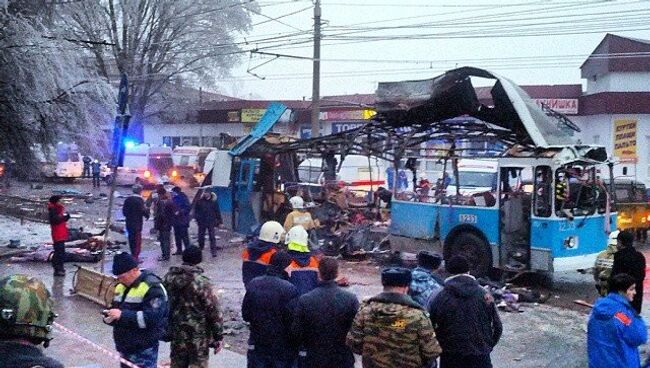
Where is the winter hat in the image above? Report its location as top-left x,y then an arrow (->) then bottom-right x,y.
446,255 -> 470,275
182,246 -> 203,266
172,186 -> 182,194
381,267 -> 412,287
417,251 -> 443,270
112,253 -> 138,275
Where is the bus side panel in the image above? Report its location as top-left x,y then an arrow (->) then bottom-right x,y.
530,213 -> 616,271
438,206 -> 500,245
389,200 -> 439,240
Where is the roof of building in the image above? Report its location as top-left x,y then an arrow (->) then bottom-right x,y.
579,92 -> 650,115
581,33 -> 650,78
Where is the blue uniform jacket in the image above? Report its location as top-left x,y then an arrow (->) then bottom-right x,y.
588,292 -> 647,368
110,271 -> 169,354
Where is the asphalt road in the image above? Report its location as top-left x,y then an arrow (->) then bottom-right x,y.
2,178 -> 650,367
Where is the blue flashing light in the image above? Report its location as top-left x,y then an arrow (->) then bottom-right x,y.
124,140 -> 136,149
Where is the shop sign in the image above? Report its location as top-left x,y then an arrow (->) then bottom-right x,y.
241,109 -> 266,123
227,111 -> 240,122
534,99 -> 578,115
613,118 -> 637,162
322,109 -> 375,121
332,122 -> 365,133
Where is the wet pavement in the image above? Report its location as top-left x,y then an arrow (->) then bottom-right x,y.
2,180 -> 650,367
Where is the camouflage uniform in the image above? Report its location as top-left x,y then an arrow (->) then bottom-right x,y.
594,244 -> 616,296
163,265 -> 223,368
346,292 -> 442,368
0,274 -> 63,368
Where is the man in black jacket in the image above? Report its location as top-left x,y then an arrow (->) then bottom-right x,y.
194,191 -> 223,257
429,255 -> 502,368
242,251 -> 299,368
611,230 -> 646,314
291,257 -> 359,368
122,184 -> 149,262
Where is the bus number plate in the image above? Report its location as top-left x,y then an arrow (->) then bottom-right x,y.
459,214 -> 477,224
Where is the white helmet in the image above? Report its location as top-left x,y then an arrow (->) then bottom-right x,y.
258,221 -> 285,244
285,225 -> 308,246
289,196 -> 304,210
608,230 -> 620,247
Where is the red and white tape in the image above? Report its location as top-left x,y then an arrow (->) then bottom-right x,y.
53,321 -> 164,368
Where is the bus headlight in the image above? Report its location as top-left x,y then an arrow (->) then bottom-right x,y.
172,170 -> 178,177
144,170 -> 151,178
564,236 -> 579,249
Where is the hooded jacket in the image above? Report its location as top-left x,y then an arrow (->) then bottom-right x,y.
241,239 -> 278,287
587,292 -> 647,368
47,202 -> 69,242
428,274 -> 502,356
194,193 -> 222,227
287,249 -> 319,296
163,265 -> 223,354
409,267 -> 443,307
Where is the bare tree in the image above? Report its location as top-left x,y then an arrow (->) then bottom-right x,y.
0,6 -> 113,173
58,0 -> 254,139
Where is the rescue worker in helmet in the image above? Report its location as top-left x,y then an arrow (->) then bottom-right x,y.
283,196 -> 319,232
286,225 -> 320,296
594,230 -> 620,296
242,221 -> 285,288
0,274 -> 62,368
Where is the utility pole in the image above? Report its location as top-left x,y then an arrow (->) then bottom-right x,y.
310,0 -> 321,138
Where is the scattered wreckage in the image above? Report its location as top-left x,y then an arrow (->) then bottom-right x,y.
202,67 -> 616,278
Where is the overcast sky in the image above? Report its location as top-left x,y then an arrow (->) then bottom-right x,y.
220,0 -> 650,100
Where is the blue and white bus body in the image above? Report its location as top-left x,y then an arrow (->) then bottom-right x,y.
389,154 -> 616,275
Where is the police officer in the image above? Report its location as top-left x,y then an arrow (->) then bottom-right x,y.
106,253 -> 168,368
0,274 -> 63,368
594,230 -> 619,296
347,267 -> 442,368
242,221 -> 284,287
91,159 -> 102,188
163,247 -> 223,368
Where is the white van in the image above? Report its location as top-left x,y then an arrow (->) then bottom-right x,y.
54,143 -> 83,179
112,144 -> 173,187
171,146 -> 217,186
446,159 -> 498,196
297,155 -> 387,192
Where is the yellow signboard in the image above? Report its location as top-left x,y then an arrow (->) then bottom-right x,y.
613,118 -> 637,162
241,109 -> 266,123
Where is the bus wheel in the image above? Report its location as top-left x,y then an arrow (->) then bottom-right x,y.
448,232 -> 492,278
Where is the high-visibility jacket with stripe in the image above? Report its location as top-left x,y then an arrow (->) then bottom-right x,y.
242,241 -> 278,288
287,251 -> 319,296
110,271 -> 168,354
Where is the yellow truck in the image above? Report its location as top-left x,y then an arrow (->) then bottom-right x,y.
613,180 -> 649,242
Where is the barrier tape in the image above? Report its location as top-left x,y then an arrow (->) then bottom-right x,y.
53,321 -> 164,368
